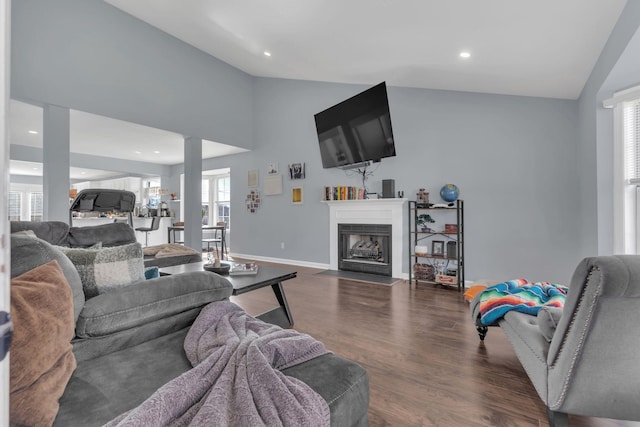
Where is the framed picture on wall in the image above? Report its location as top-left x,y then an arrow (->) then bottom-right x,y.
291,186 -> 303,205
248,169 -> 258,187
267,163 -> 278,174
288,163 -> 305,180
264,175 -> 283,195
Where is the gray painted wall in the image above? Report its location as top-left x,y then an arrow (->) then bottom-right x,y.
13,0 -> 640,285
194,78 -> 580,283
229,78 -> 581,284
577,1 -> 640,256
11,0 -> 254,148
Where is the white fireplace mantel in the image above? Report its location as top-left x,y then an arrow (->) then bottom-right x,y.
325,198 -> 407,278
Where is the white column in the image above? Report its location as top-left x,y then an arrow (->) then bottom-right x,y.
1,1 -> 10,424
183,136 -> 202,251
42,104 -> 70,223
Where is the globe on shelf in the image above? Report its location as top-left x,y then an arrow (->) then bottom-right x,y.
439,184 -> 460,202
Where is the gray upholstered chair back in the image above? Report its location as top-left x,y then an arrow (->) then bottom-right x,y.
547,255 -> 640,421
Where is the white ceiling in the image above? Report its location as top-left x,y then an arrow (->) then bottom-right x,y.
9,159 -> 121,181
9,100 -> 247,179
10,0 -> 628,178
106,0 -> 627,99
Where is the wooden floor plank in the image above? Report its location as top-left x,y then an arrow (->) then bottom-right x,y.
228,261 -> 640,427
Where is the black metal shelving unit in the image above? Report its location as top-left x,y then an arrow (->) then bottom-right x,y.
408,199 -> 464,291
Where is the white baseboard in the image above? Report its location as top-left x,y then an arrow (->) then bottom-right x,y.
229,252 -> 410,280
229,252 -> 330,270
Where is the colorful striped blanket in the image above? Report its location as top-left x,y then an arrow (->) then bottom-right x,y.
479,278 -> 568,325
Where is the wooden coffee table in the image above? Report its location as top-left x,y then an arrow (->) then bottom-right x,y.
159,261 -> 297,328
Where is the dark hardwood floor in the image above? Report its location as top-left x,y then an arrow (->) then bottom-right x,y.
228,261 -> 640,427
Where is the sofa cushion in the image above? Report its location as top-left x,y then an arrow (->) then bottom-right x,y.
11,235 -> 85,322
75,271 -> 234,338
68,222 -> 137,248
59,242 -> 145,298
143,243 -> 201,258
10,260 -> 77,427
11,220 -> 70,246
537,306 -> 563,342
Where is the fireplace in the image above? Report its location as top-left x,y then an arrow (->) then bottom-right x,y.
338,224 -> 392,276
325,198 -> 406,279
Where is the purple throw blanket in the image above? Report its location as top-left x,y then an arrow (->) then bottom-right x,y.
105,301 -> 330,426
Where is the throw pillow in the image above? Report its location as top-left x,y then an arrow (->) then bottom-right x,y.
463,284 -> 487,302
153,243 -> 201,258
10,260 -> 77,427
537,306 -> 564,342
144,266 -> 160,280
88,241 -> 103,250
59,242 -> 145,298
11,229 -> 37,238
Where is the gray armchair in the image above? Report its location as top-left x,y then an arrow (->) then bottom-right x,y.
472,255 -> 640,426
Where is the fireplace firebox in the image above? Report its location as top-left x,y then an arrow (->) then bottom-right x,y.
338,224 -> 392,276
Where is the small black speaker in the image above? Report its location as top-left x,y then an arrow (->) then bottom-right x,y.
382,179 -> 395,198
446,241 -> 457,259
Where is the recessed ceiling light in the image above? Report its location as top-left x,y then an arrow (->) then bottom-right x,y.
263,51 -> 272,57
153,150 -> 160,154
134,150 -> 142,154
80,171 -> 86,175
28,130 -> 38,134
32,167 -> 38,170
459,51 -> 471,59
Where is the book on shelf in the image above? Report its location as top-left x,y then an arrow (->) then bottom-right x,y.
229,262 -> 259,275
323,186 -> 366,201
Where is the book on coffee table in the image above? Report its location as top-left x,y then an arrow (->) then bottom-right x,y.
229,262 -> 259,275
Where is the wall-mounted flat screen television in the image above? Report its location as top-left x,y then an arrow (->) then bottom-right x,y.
314,82 -> 396,169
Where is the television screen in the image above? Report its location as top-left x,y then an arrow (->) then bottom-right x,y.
314,82 -> 396,169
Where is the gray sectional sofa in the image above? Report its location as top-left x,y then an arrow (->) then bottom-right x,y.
10,220 -> 202,268
9,224 -> 369,426
470,256 -> 640,426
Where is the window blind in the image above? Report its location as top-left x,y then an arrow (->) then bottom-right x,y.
29,192 -> 43,221
201,178 -> 209,203
8,192 -> 21,221
624,99 -> 640,183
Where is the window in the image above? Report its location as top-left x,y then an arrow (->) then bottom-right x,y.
215,176 -> 230,229
200,174 -> 230,229
8,192 -> 21,221
30,192 -> 43,221
8,185 -> 44,221
609,86 -> 640,254
201,178 -> 209,225
180,169 -> 230,232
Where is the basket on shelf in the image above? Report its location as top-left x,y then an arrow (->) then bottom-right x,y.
413,263 -> 435,281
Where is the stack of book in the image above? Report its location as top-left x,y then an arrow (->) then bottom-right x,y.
323,186 -> 366,201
